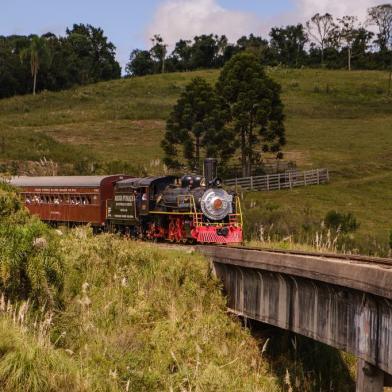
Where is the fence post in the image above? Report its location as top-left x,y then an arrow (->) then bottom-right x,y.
289,172 -> 292,189
304,171 -> 307,186
326,169 -> 330,182
250,176 -> 253,191
267,175 -> 270,191
317,169 -> 320,184
278,173 -> 281,190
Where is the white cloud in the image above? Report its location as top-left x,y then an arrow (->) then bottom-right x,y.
146,0 -> 383,49
295,0 -> 382,21
146,0 -> 261,47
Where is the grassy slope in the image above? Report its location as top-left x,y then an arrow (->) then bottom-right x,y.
0,68 -> 391,245
0,231 -> 281,392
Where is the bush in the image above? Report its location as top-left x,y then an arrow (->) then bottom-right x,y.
0,183 -> 64,307
324,211 -> 360,233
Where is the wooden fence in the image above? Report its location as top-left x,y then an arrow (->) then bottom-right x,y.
224,168 -> 329,192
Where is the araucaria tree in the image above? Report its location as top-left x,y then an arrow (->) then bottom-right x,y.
162,77 -> 232,170
216,52 -> 286,177
20,36 -> 51,95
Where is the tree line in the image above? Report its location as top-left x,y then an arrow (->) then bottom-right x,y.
1,4 -> 391,99
162,52 -> 286,177
127,4 -> 392,76
0,24 -> 121,98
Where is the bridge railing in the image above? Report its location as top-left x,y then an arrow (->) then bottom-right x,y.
224,168 -> 329,191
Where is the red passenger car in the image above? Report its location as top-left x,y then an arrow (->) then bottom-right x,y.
10,175 -> 130,227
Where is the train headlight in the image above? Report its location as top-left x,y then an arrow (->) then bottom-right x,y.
201,189 -> 233,221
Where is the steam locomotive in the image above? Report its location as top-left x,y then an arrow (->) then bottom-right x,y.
10,159 -> 243,245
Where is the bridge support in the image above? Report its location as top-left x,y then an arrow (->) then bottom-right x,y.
356,360 -> 384,392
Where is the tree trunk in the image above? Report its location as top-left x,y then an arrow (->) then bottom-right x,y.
388,68 -> 392,96
33,70 -> 37,95
321,44 -> 324,66
241,128 -> 247,177
348,47 -> 351,72
247,115 -> 253,177
195,135 -> 200,171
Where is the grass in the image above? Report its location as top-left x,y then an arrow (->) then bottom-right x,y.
0,67 -> 391,248
0,228 -> 282,391
0,181 -> 358,391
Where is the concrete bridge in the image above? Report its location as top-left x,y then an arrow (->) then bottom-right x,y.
199,246 -> 392,392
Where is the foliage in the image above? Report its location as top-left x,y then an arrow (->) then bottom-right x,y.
216,52 -> 286,176
150,34 -> 167,74
19,36 -> 51,95
0,183 -> 64,306
126,49 -> 155,76
324,210 -> 360,233
0,24 -> 120,99
269,24 -> 308,67
162,77 -> 233,170
367,4 -> 392,51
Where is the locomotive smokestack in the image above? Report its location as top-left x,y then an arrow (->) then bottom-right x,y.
204,158 -> 217,185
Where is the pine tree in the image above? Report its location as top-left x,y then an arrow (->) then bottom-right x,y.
216,52 -> 286,177
162,77 -> 233,171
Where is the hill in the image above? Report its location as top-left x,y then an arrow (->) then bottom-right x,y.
0,68 -> 391,252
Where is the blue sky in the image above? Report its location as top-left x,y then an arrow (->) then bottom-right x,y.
1,0 -> 375,69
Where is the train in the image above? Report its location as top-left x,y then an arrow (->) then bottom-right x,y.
9,159 -> 243,245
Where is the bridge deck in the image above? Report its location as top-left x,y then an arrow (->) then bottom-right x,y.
199,246 -> 392,300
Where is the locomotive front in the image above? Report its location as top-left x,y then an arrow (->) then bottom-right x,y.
157,158 -> 243,244
191,158 -> 243,244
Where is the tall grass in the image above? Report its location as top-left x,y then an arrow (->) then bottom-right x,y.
55,230 -> 279,391
0,297 -> 87,391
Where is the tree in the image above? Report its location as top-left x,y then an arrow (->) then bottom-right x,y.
190,34 -> 220,68
306,13 -> 336,65
150,34 -> 167,73
336,16 -> 362,71
171,39 -> 193,71
216,52 -> 286,177
20,36 -> 51,95
236,34 -> 271,64
162,77 -> 233,170
367,4 -> 392,51
66,24 -> 121,83
269,24 -> 308,67
125,49 -> 155,76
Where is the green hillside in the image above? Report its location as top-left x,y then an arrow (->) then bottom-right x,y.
0,68 -> 391,251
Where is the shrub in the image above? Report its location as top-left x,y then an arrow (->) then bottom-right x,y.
0,183 -> 64,307
324,211 -> 360,233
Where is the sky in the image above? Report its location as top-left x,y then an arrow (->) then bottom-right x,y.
1,0 -> 382,70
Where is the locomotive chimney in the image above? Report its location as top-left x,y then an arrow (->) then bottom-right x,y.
203,158 -> 217,184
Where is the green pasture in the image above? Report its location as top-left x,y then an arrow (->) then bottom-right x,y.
0,68 -> 391,249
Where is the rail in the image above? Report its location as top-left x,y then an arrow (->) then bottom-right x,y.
224,168 -> 329,191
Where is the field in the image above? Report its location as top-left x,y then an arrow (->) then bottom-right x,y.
0,68 -> 391,250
